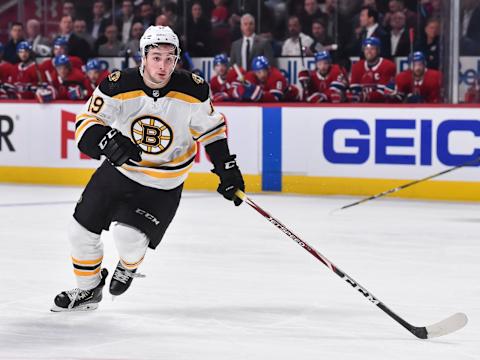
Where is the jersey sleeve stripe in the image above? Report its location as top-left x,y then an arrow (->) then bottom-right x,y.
193,121 -> 226,141
75,118 -> 105,141
166,91 -> 202,103
198,127 -> 227,144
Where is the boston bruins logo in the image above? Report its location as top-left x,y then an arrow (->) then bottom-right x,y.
131,116 -> 173,154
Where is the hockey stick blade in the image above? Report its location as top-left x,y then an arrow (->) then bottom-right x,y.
422,312 -> 468,339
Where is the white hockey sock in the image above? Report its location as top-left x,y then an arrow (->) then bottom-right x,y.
69,218 -> 104,290
112,222 -> 149,270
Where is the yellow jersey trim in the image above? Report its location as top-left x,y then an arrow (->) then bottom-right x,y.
165,91 -> 201,103
113,90 -> 147,100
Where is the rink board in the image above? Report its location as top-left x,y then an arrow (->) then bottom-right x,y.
1,102 -> 480,200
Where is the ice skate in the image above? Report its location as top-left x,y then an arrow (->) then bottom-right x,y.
109,261 -> 145,297
51,268 -> 108,312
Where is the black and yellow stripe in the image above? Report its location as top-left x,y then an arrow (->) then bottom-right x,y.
72,256 -> 103,277
120,256 -> 145,270
191,121 -> 227,143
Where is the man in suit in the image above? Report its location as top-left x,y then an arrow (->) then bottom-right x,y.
115,0 -> 140,43
388,11 -> 411,57
58,15 -> 92,63
359,6 -> 390,58
229,13 -> 275,71
87,0 -> 109,41
461,0 -> 480,55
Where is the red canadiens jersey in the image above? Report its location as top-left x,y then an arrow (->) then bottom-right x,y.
244,67 -> 287,102
350,58 -> 396,102
84,69 -> 110,97
210,67 -> 246,101
52,67 -> 88,100
12,62 -> 41,99
395,69 -> 442,103
465,85 -> 480,103
39,56 -> 84,82
0,61 -> 15,83
304,64 -> 347,102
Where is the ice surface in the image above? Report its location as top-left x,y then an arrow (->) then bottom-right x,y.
0,184 -> 478,360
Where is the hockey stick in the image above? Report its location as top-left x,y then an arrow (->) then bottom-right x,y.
338,156 -> 480,211
235,190 -> 468,339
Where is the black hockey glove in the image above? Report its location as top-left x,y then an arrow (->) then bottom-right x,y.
212,155 -> 245,206
98,128 -> 142,166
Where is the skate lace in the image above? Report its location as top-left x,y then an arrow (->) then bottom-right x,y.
66,288 -> 91,310
113,268 -> 146,284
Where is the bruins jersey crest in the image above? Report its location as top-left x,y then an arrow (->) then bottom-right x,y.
108,71 -> 121,82
131,115 -> 173,154
191,73 -> 204,85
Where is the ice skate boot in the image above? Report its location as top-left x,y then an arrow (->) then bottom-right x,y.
109,261 -> 145,297
51,268 -> 108,312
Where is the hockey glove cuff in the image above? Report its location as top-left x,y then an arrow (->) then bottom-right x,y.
211,154 -> 245,206
98,128 -> 142,166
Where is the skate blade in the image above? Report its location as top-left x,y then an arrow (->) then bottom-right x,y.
50,303 -> 99,312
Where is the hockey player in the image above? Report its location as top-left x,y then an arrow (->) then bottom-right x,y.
51,55 -> 88,101
39,37 -> 83,83
349,37 -> 396,103
11,41 -> 41,99
0,42 -> 17,99
298,51 -> 347,103
395,51 -> 442,103
83,59 -> 110,97
239,56 -> 298,102
210,54 -> 245,102
51,26 -> 245,312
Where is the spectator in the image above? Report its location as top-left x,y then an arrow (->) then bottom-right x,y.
359,6 -> 390,58
98,25 -> 125,57
84,58 -> 109,97
388,11 -> 411,57
161,2 -> 183,34
395,51 -> 441,103
298,50 -> 347,102
62,1 -> 76,18
116,0 -> 140,42
298,0 -> 326,38
11,42 -> 39,99
73,18 -> 95,51
460,0 -> 480,55
87,0 -> 109,40
240,55 -> 299,102
25,19 -> 51,57
4,22 -> 24,64
58,15 -> 92,62
319,0 -> 338,38
124,22 -> 144,57
139,2 -> 156,29
383,0 -> 417,30
211,0 -> 229,28
229,14 -> 275,70
210,0 -> 231,54
309,19 -> 335,54
281,15 -> 314,56
155,15 -> 170,27
416,17 -> 440,70
185,2 -> 211,56
349,37 -> 396,103
51,55 -> 88,100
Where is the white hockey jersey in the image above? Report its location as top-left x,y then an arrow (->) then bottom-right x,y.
75,68 -> 226,190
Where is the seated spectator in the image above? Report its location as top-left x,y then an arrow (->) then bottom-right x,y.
229,14 -> 276,70
460,0 -> 480,55
98,25 -> 125,57
4,22 -> 24,64
210,53 -> 246,102
309,19 -> 336,54
388,11 -> 411,57
11,41 -> 40,99
84,58 -> 110,97
415,17 -> 440,70
87,0 -> 109,40
0,42 -> 16,99
281,15 -> 314,56
115,0 -> 140,43
39,37 -> 83,82
25,19 -> 51,57
395,51 -> 442,103
124,22 -> 144,57
211,0 -> 229,28
74,18 -> 95,51
298,50 -> 347,102
155,15 -> 170,27
51,55 -> 88,100
62,1 -> 76,18
239,56 -> 299,102
210,0 -> 231,54
185,2 -> 211,56
161,2 -> 183,34
57,15 -> 91,62
349,37 -> 396,103
383,0 -> 417,30
139,2 -> 156,29
298,0 -> 326,38
359,6 -> 390,58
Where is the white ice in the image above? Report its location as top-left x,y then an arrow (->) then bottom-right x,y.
0,184 -> 478,360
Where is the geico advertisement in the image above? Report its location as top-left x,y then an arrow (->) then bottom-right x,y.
0,103 -> 261,174
282,107 -> 480,181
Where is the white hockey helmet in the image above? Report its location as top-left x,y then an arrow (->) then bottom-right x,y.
140,25 -> 180,58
